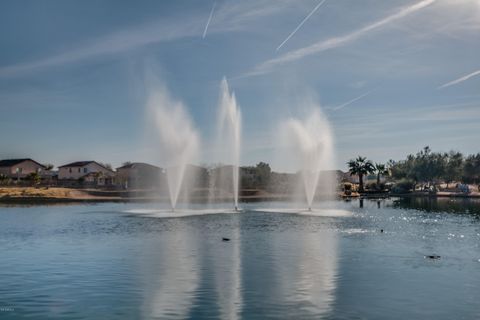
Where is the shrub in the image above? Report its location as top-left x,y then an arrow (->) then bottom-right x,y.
391,179 -> 415,194
26,172 -> 41,186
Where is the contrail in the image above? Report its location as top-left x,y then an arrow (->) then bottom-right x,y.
203,2 -> 216,39
246,0 -> 436,77
330,90 -> 374,111
276,0 -> 327,51
438,69 -> 480,89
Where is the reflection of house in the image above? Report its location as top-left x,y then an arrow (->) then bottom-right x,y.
116,162 -> 164,189
0,158 -> 46,179
58,161 -> 115,185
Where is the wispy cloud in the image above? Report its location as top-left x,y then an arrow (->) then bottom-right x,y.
327,90 -> 373,111
276,0 -> 327,51
203,2 -> 216,39
0,0 -> 298,77
247,0 -> 437,77
438,69 -> 480,89
0,17 -> 202,77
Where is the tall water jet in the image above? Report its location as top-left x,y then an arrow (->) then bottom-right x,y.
284,108 -> 334,210
217,78 -> 242,210
146,85 -> 199,211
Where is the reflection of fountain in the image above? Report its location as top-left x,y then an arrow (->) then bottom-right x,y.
213,216 -> 242,320
147,85 -> 200,211
217,78 -> 242,210
273,230 -> 338,316
141,231 -> 199,319
284,108 -> 334,210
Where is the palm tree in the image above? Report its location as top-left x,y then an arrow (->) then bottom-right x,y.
374,163 -> 388,186
347,156 -> 375,192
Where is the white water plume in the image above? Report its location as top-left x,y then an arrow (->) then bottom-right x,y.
217,77 -> 242,210
283,107 -> 334,209
146,85 -> 199,210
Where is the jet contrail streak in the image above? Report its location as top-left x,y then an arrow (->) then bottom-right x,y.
245,0 -> 436,77
331,90 -> 373,111
438,69 -> 480,89
276,0 -> 327,51
203,2 -> 216,39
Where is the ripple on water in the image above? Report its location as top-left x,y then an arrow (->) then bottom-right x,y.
252,208 -> 352,217
124,208 -> 239,218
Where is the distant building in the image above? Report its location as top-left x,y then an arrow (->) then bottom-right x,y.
0,158 -> 46,179
58,161 -> 115,185
116,162 -> 164,189
82,172 -> 114,186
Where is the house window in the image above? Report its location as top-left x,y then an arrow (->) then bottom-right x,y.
69,168 -> 72,173
78,168 -> 81,173
84,168 -> 87,173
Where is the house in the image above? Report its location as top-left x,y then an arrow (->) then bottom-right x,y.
0,158 -> 46,179
82,172 -> 114,186
116,162 -> 164,189
58,161 -> 115,184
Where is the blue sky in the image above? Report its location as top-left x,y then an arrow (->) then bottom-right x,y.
0,0 -> 479,171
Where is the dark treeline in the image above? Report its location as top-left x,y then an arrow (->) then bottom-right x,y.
388,146 -> 480,192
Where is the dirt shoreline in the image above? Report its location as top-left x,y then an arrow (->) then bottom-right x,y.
0,187 -> 479,205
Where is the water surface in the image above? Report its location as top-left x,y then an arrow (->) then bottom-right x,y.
1,199 -> 479,319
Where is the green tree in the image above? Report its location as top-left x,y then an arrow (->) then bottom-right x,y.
100,163 -> 113,171
374,163 -> 388,186
444,151 -> 463,188
44,163 -> 54,171
0,173 -> 9,185
347,156 -> 375,192
410,146 -> 446,190
463,153 -> 480,185
255,162 -> 271,188
26,172 -> 41,186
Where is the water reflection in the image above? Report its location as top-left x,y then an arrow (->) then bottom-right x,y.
392,197 -> 480,215
212,215 -> 242,320
282,232 -> 337,315
2,202 -> 480,319
141,227 -> 199,319
271,228 -> 338,317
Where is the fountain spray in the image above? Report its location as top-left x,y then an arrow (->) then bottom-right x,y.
284,108 -> 334,210
218,77 -> 242,211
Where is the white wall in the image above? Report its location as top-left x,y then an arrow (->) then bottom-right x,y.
58,162 -> 113,180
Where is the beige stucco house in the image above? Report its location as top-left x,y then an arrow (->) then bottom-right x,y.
116,162 -> 163,189
0,158 -> 46,179
58,161 -> 115,183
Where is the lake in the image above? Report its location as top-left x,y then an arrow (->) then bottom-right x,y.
1,198 -> 479,319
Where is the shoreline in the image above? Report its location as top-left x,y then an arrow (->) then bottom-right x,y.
1,189 -> 479,205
